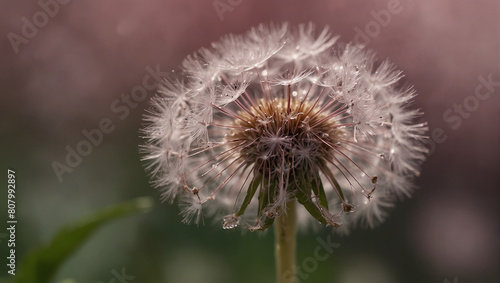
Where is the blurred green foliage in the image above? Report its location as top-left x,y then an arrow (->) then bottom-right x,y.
11,197 -> 153,283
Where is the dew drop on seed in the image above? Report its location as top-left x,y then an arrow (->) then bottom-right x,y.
222,216 -> 240,229
212,163 -> 219,168
223,223 -> 237,229
379,153 -> 385,159
292,91 -> 298,97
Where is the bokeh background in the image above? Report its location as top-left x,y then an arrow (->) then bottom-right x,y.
1,0 -> 499,282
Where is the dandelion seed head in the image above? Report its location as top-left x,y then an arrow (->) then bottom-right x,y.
141,23 -> 428,233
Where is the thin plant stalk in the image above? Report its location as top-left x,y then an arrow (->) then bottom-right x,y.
275,200 -> 297,283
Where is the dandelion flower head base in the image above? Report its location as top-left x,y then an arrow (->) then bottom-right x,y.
141,23 -> 428,233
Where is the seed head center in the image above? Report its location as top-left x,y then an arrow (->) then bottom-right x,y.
231,98 -> 344,170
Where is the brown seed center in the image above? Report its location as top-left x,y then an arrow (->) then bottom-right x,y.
230,98 -> 345,170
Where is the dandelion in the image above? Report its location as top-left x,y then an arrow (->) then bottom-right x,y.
141,22 -> 427,282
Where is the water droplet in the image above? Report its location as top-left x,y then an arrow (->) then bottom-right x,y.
262,70 -> 268,76
292,91 -> 298,97
378,153 -> 385,159
223,223 -> 236,229
212,163 -> 219,168
223,215 -> 240,229
322,133 -> 329,137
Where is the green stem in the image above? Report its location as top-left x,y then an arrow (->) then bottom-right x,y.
275,200 -> 297,283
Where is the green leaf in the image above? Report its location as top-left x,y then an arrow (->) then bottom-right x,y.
296,177 -> 328,225
235,173 -> 262,217
15,197 -> 154,283
311,174 -> 328,210
319,165 -> 345,201
253,179 -> 276,231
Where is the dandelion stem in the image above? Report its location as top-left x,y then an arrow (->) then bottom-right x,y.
275,200 -> 297,283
